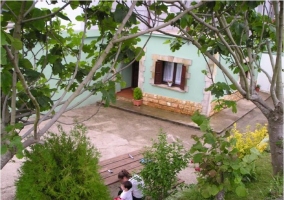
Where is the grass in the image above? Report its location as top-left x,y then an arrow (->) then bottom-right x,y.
169,152 -> 283,200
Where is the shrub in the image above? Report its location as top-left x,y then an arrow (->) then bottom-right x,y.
139,130 -> 190,200
15,124 -> 111,200
133,87 -> 143,100
229,123 -> 268,157
190,112 -> 262,199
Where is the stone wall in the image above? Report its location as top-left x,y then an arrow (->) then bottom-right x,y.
209,91 -> 243,116
143,93 -> 202,115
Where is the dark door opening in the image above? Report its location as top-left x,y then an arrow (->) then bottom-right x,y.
131,61 -> 139,88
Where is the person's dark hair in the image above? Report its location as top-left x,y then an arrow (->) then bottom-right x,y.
118,169 -> 132,180
122,181 -> 132,190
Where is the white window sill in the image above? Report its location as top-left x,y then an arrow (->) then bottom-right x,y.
150,83 -> 186,93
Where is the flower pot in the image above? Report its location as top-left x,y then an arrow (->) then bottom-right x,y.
255,87 -> 260,92
168,83 -> 172,87
133,99 -> 143,106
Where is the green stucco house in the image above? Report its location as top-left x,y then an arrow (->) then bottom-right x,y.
117,33 -> 242,117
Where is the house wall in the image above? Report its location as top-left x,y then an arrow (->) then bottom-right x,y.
33,1 -> 276,116
206,55 -> 243,115
134,34 -> 208,114
257,53 -> 284,94
138,34 -> 207,102
26,32 -> 102,112
121,64 -> 132,89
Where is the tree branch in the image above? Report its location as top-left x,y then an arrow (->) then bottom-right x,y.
10,2 -> 27,127
37,8 -> 89,125
243,12 -> 255,94
1,0 -> 6,9
113,1 -> 204,43
274,0 -> 283,102
266,40 -> 275,69
107,32 -> 152,82
217,14 -> 250,97
270,1 -> 282,106
24,0 -> 38,17
259,67 -> 272,84
23,1 -> 139,140
22,2 -> 70,23
154,19 -> 252,107
4,44 -> 41,140
4,3 -> 17,19
1,93 -> 10,127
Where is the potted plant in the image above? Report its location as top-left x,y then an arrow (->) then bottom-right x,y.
255,84 -> 260,92
167,81 -> 173,87
133,87 -> 143,106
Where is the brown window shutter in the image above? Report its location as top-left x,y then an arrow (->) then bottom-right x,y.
180,65 -> 186,90
154,61 -> 163,84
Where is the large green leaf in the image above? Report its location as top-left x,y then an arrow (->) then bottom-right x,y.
210,185 -> 220,196
180,16 -> 188,29
235,185 -> 247,197
1,70 -> 12,94
56,12 -> 71,21
70,0 -> 79,9
193,153 -> 203,163
204,132 -> 216,145
190,141 -> 207,153
1,46 -> 7,65
24,69 -> 42,82
1,31 -> 8,45
191,111 -> 208,126
11,38 -> 22,50
113,4 -> 127,23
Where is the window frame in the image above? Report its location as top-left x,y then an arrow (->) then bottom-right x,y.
154,60 -> 186,90
150,54 -> 192,92
161,61 -> 181,87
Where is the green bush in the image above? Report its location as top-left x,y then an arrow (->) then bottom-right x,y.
15,124 -> 111,200
133,87 -> 143,100
190,112 -> 261,199
140,130 -> 190,200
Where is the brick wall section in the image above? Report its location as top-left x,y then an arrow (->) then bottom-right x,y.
143,93 -> 202,115
209,91 -> 243,116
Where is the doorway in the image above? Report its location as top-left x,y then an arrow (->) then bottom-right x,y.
131,61 -> 139,88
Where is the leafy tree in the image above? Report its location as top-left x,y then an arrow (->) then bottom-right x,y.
140,130 -> 190,199
0,1 -> 165,168
2,0 -> 282,178
128,0 -> 283,175
15,124 -> 111,200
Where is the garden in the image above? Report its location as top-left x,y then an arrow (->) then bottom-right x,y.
14,112 -> 282,200
168,113 -> 283,200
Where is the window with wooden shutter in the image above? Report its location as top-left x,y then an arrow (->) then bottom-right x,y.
154,60 -> 187,91
179,65 -> 186,90
154,60 -> 163,84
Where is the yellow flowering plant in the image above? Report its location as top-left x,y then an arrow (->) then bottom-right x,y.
229,123 -> 269,157
190,112 -> 264,199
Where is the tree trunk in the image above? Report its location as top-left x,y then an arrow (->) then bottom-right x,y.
1,151 -> 13,169
267,109 -> 283,175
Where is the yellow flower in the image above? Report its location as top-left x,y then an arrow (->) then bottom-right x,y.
229,123 -> 268,157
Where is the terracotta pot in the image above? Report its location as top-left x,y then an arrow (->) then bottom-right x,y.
133,99 -> 143,106
255,87 -> 260,92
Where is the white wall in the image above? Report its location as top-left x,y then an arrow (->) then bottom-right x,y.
257,53 -> 284,94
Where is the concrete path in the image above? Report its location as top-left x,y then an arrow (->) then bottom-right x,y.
111,92 -> 270,133
1,106 -> 202,199
1,92 -> 271,199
